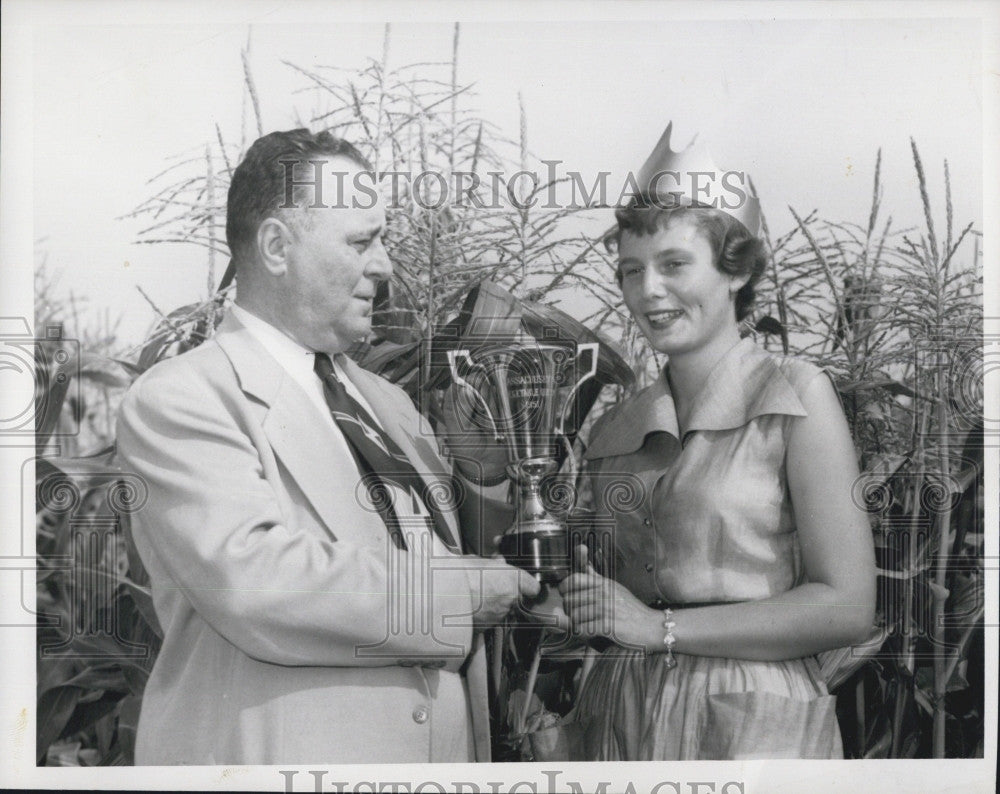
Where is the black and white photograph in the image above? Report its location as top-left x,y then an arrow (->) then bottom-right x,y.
1,1 -> 996,792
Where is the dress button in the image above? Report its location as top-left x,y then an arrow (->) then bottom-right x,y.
412,706 -> 430,724
643,518 -> 652,527
645,563 -> 654,572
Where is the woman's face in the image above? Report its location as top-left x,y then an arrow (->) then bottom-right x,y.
618,218 -> 741,357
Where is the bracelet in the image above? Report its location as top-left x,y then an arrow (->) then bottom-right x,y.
661,608 -> 677,669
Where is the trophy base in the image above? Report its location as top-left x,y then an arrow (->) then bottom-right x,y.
498,524 -> 570,585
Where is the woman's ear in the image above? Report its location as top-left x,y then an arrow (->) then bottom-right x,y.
729,271 -> 752,294
257,217 -> 293,276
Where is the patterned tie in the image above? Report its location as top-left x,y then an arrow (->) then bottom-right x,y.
313,353 -> 460,553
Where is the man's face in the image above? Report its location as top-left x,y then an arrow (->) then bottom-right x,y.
280,157 -> 391,354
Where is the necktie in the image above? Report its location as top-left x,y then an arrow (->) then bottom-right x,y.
313,353 -> 460,553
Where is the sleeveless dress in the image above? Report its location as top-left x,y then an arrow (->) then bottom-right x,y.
574,337 -> 844,760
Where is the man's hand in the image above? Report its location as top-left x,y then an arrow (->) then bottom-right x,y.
464,556 -> 541,627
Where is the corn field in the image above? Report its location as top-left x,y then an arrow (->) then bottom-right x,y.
34,25 -> 984,765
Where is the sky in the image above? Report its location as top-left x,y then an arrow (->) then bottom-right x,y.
16,5 -> 993,351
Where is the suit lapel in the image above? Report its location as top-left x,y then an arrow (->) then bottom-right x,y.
262,381 -> 361,540
213,314 -> 358,539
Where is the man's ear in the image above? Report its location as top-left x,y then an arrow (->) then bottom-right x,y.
257,217 -> 294,276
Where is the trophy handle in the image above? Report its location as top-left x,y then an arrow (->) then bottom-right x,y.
446,349 -> 503,442
556,342 -> 599,436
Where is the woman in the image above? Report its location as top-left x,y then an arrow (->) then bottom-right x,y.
559,136 -> 876,760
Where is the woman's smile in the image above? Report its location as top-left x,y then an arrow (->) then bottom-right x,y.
644,308 -> 685,330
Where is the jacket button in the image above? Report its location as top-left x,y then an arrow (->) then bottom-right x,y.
412,706 -> 430,724
645,563 -> 654,572
643,518 -> 652,527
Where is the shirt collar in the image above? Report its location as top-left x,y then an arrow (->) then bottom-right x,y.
584,337 -> 807,460
229,303 -> 316,383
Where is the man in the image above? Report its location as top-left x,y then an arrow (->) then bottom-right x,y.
116,129 -> 537,764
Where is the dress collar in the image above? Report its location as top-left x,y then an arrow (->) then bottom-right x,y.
584,337 -> 807,460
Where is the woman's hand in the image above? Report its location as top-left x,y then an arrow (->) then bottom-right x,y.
558,544 -> 662,652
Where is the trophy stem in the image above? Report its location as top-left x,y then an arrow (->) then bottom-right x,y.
511,456 -> 556,522
499,457 -> 570,584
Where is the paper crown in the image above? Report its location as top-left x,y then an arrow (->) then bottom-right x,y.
630,122 -> 761,237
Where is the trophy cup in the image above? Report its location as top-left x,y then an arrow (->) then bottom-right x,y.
447,337 -> 599,585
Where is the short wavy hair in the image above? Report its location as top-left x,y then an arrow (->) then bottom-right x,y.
225,128 -> 372,268
610,201 -> 768,322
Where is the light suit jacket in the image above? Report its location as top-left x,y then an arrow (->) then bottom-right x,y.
115,312 -> 491,764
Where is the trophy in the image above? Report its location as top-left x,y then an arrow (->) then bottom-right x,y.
447,337 -> 599,584
430,283 -> 633,760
